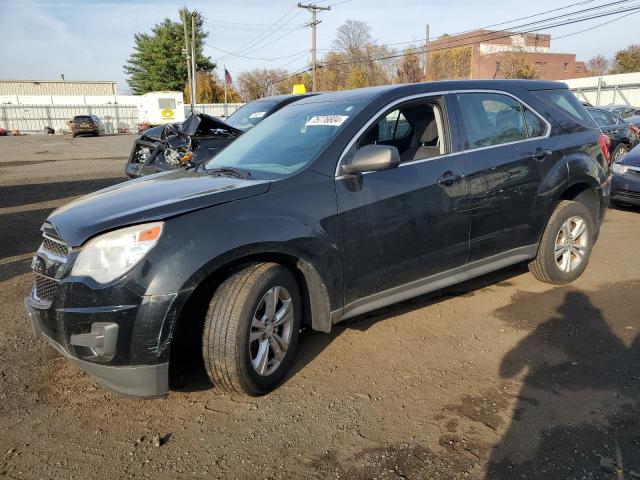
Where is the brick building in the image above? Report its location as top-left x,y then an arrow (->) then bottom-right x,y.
427,30 -> 587,81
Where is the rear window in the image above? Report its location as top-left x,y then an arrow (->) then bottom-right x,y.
73,116 -> 92,123
533,89 -> 595,128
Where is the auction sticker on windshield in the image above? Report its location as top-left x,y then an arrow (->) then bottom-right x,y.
249,111 -> 266,119
306,115 -> 349,127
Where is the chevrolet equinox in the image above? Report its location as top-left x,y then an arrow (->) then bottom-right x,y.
25,80 -> 611,398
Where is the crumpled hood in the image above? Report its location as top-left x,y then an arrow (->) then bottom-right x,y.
47,170 -> 270,246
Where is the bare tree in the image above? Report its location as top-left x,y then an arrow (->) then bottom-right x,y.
236,68 -> 290,101
587,55 -> 609,76
332,19 -> 372,61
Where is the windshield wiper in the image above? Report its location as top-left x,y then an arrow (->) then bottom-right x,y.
207,166 -> 252,179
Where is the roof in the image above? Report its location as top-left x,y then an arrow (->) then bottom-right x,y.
254,93 -> 318,103
295,80 -> 568,105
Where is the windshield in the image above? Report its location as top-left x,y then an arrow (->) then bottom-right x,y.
205,100 -> 364,179
225,101 -> 279,130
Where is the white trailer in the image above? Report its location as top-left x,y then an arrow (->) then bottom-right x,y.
137,91 -> 185,126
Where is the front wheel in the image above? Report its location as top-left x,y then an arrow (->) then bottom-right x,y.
529,200 -> 595,284
202,263 -> 301,396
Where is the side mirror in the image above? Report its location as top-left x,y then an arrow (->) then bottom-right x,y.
341,144 -> 400,175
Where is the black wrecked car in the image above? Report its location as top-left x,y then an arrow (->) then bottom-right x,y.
125,94 -> 316,178
587,106 -> 639,160
611,143 -> 640,207
25,80 -> 611,398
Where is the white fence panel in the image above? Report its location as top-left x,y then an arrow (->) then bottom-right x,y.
565,72 -> 640,107
0,102 -> 245,134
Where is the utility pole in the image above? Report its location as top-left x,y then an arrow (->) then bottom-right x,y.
424,24 -> 430,82
182,10 -> 193,111
191,12 -> 197,107
298,3 -> 331,92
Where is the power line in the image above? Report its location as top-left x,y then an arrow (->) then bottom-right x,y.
215,5 -> 301,61
553,8 -> 640,38
317,4 -> 640,70
342,0 -> 636,52
336,0 -> 639,64
206,44 -> 310,62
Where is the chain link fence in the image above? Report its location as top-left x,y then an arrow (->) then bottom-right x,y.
0,104 -> 138,134
1,103 -> 244,134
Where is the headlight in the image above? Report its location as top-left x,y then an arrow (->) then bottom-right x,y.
71,222 -> 164,283
611,163 -> 630,175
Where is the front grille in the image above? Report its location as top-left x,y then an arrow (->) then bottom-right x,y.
30,233 -> 69,306
34,274 -> 58,303
617,189 -> 640,200
42,237 -> 69,258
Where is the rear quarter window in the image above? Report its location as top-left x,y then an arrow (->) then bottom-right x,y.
533,89 -> 596,129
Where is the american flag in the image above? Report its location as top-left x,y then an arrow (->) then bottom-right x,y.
224,68 -> 233,86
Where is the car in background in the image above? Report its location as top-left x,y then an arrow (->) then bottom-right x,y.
586,107 -> 638,160
71,115 -> 105,138
623,113 -> 640,130
125,93 -> 317,178
611,143 -> 640,207
600,104 -> 640,119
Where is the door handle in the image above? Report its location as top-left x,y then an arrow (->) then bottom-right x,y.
437,171 -> 463,186
532,147 -> 553,160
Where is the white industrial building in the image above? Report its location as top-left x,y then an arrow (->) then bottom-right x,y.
0,79 -> 118,97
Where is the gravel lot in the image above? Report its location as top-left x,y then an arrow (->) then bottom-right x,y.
1,134 -> 639,479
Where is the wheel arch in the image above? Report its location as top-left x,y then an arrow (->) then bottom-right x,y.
174,248 -> 333,336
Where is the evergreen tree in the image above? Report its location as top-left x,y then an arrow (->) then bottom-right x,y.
124,9 -> 215,94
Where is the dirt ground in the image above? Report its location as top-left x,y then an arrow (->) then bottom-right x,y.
0,134 -> 639,480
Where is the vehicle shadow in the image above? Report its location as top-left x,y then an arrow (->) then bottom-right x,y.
486,281 -> 640,479
171,263 -> 529,395
287,262 -> 529,387
0,177 -> 125,283
0,177 -> 124,209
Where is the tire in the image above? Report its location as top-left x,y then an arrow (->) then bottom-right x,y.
202,262 -> 302,396
529,200 -> 595,284
612,143 -> 629,160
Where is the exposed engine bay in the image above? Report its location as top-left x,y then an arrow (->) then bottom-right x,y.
125,112 -> 243,178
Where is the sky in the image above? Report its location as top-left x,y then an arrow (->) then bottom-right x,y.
0,0 -> 638,94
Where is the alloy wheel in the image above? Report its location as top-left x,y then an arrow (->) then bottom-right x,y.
249,286 -> 294,376
554,216 -> 588,273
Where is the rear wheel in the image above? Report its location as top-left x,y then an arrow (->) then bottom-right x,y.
612,143 -> 629,160
202,263 -> 301,396
529,200 -> 594,284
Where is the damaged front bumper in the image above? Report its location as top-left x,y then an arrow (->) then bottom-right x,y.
23,286 -> 186,399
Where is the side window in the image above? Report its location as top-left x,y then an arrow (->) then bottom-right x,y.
533,89 -> 595,128
377,110 -> 411,142
603,112 -> 619,125
354,97 -> 447,162
588,110 -> 609,128
524,109 -> 546,137
457,93 -> 531,149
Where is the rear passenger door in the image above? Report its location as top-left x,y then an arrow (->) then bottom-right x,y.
454,91 -> 557,263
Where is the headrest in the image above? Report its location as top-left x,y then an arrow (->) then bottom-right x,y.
496,108 -> 521,131
421,120 -> 439,143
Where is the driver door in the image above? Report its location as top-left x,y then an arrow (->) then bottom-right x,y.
335,95 -> 469,314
